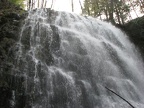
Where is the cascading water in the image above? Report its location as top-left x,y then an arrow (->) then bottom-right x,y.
13,9 -> 144,108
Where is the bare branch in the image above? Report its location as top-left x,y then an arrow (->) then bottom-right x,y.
105,87 -> 135,108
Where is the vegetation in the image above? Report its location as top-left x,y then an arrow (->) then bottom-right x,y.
82,0 -> 144,24
23,0 -> 144,24
9,0 -> 25,8
0,0 -> 25,8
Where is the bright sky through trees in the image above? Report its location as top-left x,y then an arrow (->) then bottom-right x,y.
24,0 -> 83,14
54,0 -> 83,13
24,0 -> 143,23
46,0 -> 83,14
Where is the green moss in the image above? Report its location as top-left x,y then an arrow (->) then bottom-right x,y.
0,0 -> 26,19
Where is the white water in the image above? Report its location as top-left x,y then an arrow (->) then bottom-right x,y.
15,9 -> 144,108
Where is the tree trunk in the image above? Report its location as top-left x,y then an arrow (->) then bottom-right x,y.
29,0 -> 31,10
115,6 -> 121,24
104,7 -> 109,21
109,0 -> 115,24
139,0 -> 144,13
44,0 -> 47,8
79,0 -> 83,11
38,0 -> 40,8
42,0 -> 44,8
71,0 -> 74,12
51,0 -> 54,9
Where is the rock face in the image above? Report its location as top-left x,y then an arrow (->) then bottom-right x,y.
0,6 -> 26,108
0,8 -> 61,108
120,16 -> 144,58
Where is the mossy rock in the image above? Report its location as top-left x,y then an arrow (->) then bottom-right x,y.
121,15 -> 144,58
124,16 -> 144,37
0,80 -> 9,88
0,2 -> 27,108
0,38 -> 15,52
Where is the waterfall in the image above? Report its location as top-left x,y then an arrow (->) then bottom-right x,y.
14,9 -> 144,108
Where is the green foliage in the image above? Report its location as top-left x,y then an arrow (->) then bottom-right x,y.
82,0 -> 143,24
8,0 -> 25,8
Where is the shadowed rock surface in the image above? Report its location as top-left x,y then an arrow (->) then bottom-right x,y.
117,16 -> 144,59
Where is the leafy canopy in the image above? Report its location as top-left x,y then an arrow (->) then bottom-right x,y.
8,0 -> 25,8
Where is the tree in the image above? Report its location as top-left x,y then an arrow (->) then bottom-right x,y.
8,0 -> 25,8
82,0 -> 144,24
79,0 -> 83,11
71,0 -> 74,12
51,0 -> 54,9
82,0 -> 131,24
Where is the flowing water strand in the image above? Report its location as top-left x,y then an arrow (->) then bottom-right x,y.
14,9 -> 144,108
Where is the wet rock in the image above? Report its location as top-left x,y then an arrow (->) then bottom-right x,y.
0,3 -> 27,108
50,24 -> 60,53
122,16 -> 144,58
5,12 -> 21,20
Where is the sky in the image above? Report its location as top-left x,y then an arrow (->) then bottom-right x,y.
46,0 -> 84,14
24,0 -> 84,14
25,0 -> 143,19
